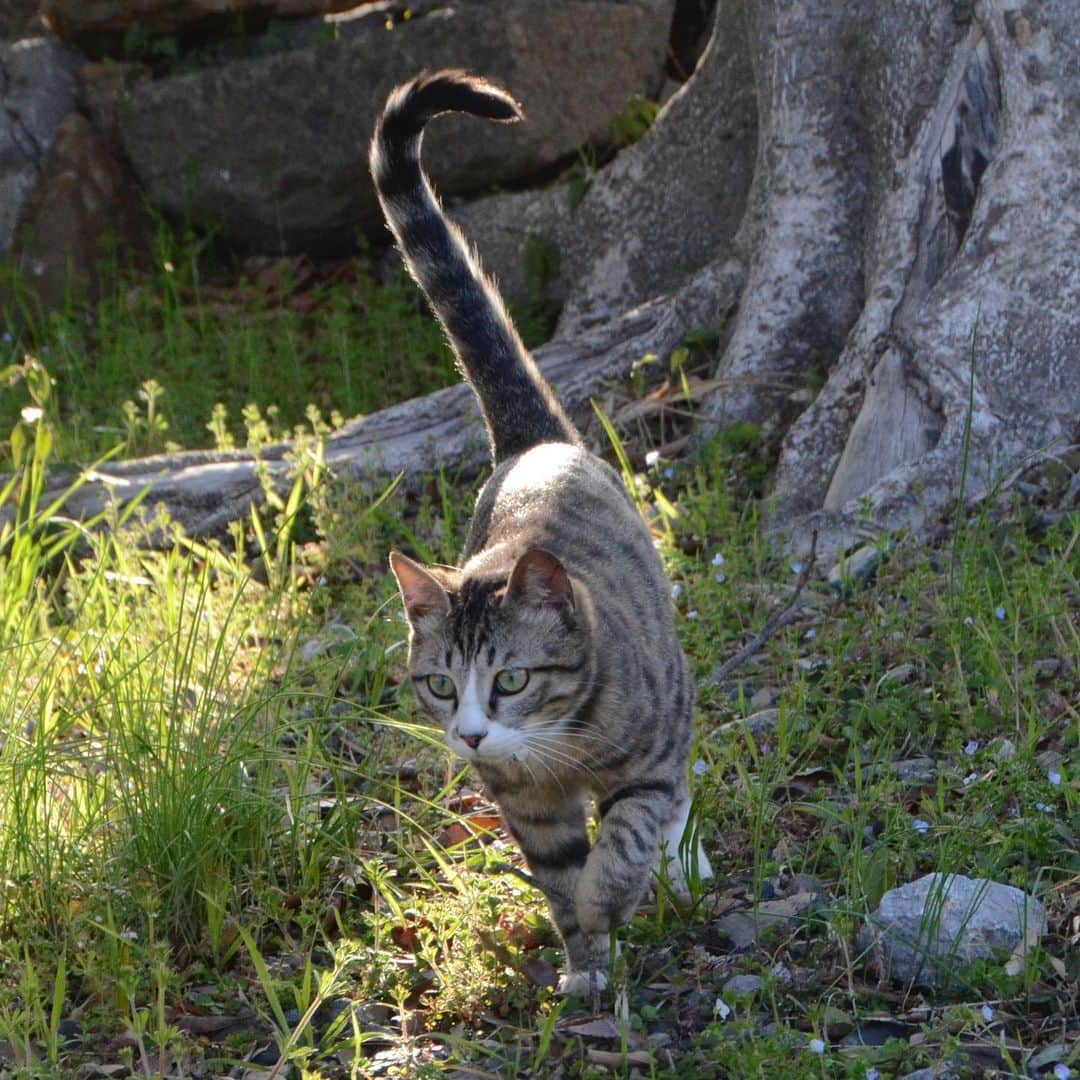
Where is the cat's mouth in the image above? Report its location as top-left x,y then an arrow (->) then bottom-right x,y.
445,722 -> 524,764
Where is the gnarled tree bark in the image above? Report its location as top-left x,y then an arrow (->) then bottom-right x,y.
697,0 -> 1078,554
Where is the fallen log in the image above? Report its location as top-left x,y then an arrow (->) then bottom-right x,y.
14,262 -> 741,541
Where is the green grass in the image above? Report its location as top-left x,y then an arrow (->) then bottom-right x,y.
0,224 -> 458,465
0,259 -> 1076,1076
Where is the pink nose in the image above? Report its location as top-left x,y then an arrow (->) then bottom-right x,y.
461,732 -> 485,749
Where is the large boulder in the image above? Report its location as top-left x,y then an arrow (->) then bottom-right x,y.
0,37 -> 84,257
0,0 -> 43,41
116,0 -> 674,253
41,0 -> 362,43
4,113 -> 150,317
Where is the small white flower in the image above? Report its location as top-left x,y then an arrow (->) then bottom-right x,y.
994,606 -> 1006,620
1052,1064 -> 1071,1079
686,610 -> 699,621
980,1003 -> 994,1022
809,1038 -> 825,1054
963,772 -> 977,786
671,583 -> 682,600
791,561 -> 805,575
866,1070 -> 880,1080
1048,770 -> 1062,786
715,572 -> 727,584
692,759 -> 708,776
804,628 -> 817,640
711,552 -> 725,567
32,260 -> 45,277
645,449 -> 660,468
714,998 -> 731,1020
963,615 -> 974,626
1035,802 -> 1053,814
120,930 -> 138,942
20,405 -> 43,424
220,168 -> 232,183
317,575 -> 328,587
964,739 -> 979,756
913,818 -> 930,835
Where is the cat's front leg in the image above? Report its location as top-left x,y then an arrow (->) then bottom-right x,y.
496,794 -> 608,994
575,782 -> 674,943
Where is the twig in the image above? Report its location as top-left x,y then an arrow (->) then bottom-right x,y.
709,529 -> 818,686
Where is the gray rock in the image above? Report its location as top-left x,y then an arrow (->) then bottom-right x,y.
719,707 -> 779,737
881,662 -> 916,685
118,1 -> 673,253
722,973 -> 764,996
827,544 -> 883,589
2,112 -> 150,316
450,184 -> 573,309
865,757 -> 937,786
858,873 -> 1046,988
992,737 -> 1016,763
714,886 -> 826,952
0,36 -> 84,256
748,686 -> 781,710
897,1065 -> 964,1080
41,0 -> 378,43
0,0 -> 42,41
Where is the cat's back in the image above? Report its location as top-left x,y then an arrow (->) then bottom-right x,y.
464,443 -> 672,616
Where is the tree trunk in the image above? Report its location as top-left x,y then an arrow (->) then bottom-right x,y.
695,0 -> 1079,555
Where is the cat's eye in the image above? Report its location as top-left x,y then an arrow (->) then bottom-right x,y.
494,668 -> 529,694
426,674 -> 456,699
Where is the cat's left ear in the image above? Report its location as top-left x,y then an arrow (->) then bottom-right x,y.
506,549 -> 574,612
390,550 -> 451,625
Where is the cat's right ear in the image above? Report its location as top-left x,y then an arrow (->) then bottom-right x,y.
389,550 -> 450,625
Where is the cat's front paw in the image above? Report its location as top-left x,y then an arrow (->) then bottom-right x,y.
557,968 -> 608,996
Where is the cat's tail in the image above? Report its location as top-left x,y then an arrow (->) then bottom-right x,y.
370,69 -> 581,462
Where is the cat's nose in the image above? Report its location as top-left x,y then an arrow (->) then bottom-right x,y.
460,732 -> 486,749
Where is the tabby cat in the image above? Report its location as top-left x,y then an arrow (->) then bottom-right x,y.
371,70 -> 711,994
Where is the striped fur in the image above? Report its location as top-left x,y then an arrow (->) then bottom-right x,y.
370,69 -> 580,462
376,71 -> 711,994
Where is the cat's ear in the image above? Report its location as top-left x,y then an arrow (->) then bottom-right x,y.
506,549 -> 574,612
390,550 -> 450,624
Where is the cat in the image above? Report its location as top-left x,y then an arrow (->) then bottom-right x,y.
371,69 -> 712,995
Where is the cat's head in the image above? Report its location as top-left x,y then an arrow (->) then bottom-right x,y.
390,548 -> 593,766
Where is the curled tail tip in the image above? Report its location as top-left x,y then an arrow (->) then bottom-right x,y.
378,69 -> 522,141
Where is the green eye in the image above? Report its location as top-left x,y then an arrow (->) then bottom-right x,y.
426,674 -> 456,699
494,668 -> 529,694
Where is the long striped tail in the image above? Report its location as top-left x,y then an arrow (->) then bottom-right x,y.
370,69 -> 580,462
